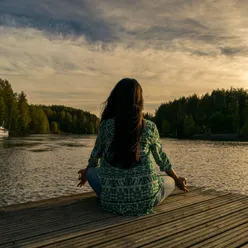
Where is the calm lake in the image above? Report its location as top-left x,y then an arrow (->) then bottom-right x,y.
0,135 -> 248,207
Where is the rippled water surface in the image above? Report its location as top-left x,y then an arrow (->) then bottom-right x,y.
0,135 -> 248,207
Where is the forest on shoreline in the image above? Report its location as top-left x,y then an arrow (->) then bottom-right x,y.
0,79 -> 99,135
151,87 -> 248,140
1,78 -> 248,139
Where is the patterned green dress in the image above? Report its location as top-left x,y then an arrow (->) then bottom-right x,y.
87,118 -> 172,216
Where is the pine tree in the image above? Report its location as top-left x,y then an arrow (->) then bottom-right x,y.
0,79 -> 15,129
9,99 -> 20,133
18,91 -> 31,134
241,105 -> 248,136
51,121 -> 60,134
161,120 -> 171,136
0,96 -> 5,125
183,115 -> 196,137
29,106 -> 50,133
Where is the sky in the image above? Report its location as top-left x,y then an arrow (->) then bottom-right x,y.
0,0 -> 248,116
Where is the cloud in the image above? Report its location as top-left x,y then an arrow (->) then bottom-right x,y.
0,0 -> 116,42
0,0 -> 248,115
220,46 -> 248,56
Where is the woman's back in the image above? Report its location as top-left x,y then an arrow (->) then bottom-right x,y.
89,118 -> 172,215
77,78 -> 188,216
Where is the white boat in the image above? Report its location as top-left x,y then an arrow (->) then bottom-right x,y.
0,127 -> 8,137
0,122 -> 9,137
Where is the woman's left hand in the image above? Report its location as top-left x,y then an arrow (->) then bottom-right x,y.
175,176 -> 188,192
77,168 -> 88,187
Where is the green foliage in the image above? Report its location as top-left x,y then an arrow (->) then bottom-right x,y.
0,78 -> 99,136
210,112 -> 234,134
241,106 -> 248,136
241,123 -> 248,135
51,121 -> 60,134
1,77 -> 248,139
0,78 -> 15,129
41,105 -> 99,134
0,96 -> 5,125
143,112 -> 155,122
29,106 -> 50,133
155,88 -> 248,138
87,122 -> 95,134
183,115 -> 196,137
161,120 -> 171,136
10,100 -> 20,133
18,91 -> 31,134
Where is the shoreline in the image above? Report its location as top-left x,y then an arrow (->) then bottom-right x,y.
0,192 -> 95,212
5,132 -> 248,142
163,133 -> 248,142
191,134 -> 248,142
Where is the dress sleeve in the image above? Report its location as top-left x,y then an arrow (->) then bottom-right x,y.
88,121 -> 105,168
150,123 -> 172,172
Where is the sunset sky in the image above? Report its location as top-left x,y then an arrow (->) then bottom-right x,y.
0,0 -> 248,115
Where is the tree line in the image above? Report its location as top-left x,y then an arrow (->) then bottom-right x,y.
153,88 -> 248,138
1,78 -> 248,139
0,78 -> 99,135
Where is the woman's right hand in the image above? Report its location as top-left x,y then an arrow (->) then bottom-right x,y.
77,168 -> 88,187
175,176 -> 188,192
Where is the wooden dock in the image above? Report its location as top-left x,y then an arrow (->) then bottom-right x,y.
1,186 -> 248,248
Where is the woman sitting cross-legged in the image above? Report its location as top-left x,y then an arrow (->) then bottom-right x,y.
77,78 -> 188,216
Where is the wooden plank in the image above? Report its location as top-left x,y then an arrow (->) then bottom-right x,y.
0,186 -> 198,214
1,187 -> 247,248
0,211 -> 116,245
41,196 -> 248,248
83,198 -> 248,248
0,192 -> 96,213
14,193 -> 243,248
147,211 -> 248,247
0,188 -> 215,243
0,199 -> 104,237
100,213 -> 248,248
0,202 -> 103,232
0,197 -> 104,228
101,215 -> 248,248
0,187 -> 199,228
0,188 -> 226,242
0,186 -> 199,217
190,222 -> 248,248
0,197 -> 100,225
213,224 -> 248,248
1,189 -> 229,247
0,244 -> 13,248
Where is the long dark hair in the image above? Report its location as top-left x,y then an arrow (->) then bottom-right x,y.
101,78 -> 144,169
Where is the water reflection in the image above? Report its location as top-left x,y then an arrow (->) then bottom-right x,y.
0,135 -> 248,207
